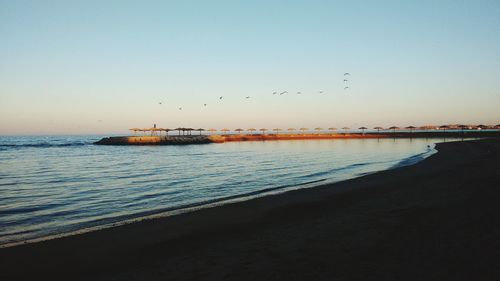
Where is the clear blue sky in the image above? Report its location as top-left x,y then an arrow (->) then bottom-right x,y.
1,0 -> 499,135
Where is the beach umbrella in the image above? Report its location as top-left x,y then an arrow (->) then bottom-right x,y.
476,124 -> 487,130
184,128 -> 195,135
342,127 -> 350,135
299,128 -> 308,135
405,126 -> 416,133
247,128 -> 256,135
314,127 -> 324,134
259,128 -> 268,134
234,128 -> 244,135
358,126 -> 367,135
174,127 -> 184,136
221,128 -> 230,135
327,127 -> 337,135
457,125 -> 468,133
388,126 -> 399,133
207,128 -> 217,135
439,125 -> 449,132
196,128 -> 205,135
287,128 -> 296,134
373,126 -> 383,133
129,128 -> 141,135
273,128 -> 282,134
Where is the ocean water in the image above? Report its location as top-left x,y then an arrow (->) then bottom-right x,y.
0,136 -> 457,245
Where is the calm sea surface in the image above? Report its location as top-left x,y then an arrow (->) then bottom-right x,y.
0,136 -> 460,245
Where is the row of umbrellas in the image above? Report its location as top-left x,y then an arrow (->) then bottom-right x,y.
130,124 -> 500,136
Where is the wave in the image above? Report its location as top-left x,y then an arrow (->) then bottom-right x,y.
391,145 -> 436,169
0,142 -> 91,150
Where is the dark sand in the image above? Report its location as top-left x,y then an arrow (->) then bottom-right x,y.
1,139 -> 499,281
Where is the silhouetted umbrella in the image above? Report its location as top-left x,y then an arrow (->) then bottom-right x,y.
373,126 -> 383,133
259,128 -> 268,134
477,124 -> 487,130
234,128 -> 244,135
163,128 -> 173,136
174,127 -> 183,136
439,125 -> 450,132
314,127 -> 323,134
457,125 -> 468,133
273,128 -> 282,134
342,127 -> 350,135
328,127 -> 337,135
196,128 -> 205,135
358,126 -> 367,135
299,128 -> 308,134
247,128 -> 256,135
287,128 -> 296,134
129,128 -> 141,135
388,126 -> 399,133
405,126 -> 416,133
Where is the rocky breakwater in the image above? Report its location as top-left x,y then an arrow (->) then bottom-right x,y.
95,135 -> 217,145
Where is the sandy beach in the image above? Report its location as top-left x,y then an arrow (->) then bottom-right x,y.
1,138 -> 499,281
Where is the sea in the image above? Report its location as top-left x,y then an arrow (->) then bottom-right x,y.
0,135 -> 463,246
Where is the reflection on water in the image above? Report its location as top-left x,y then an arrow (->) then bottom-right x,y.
0,136 -> 462,244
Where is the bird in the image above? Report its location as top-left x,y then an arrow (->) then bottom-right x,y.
178,107 -> 182,110
344,73 -> 350,76
343,79 -> 348,82
245,96 -> 251,99
272,91 -> 277,95
279,91 -> 288,95
297,91 -> 302,94
318,91 -> 324,94
344,86 -> 349,90
158,102 -> 162,105
204,103 -> 207,107
219,96 -> 223,100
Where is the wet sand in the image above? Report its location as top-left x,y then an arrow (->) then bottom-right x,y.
1,138 -> 499,281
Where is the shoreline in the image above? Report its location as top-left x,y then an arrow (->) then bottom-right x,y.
1,138 -> 499,280
0,141 -> 437,248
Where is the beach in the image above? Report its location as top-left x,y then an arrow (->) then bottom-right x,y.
1,138 -> 499,281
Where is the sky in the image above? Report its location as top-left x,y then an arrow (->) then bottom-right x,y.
1,0 -> 499,135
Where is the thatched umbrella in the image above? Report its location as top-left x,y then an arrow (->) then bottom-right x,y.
342,127 -> 350,135
221,128 -> 230,135
259,128 -> 268,135
234,128 -> 244,135
439,125 -> 449,132
287,128 -> 296,134
207,128 -> 217,135
327,127 -> 337,135
388,126 -> 399,134
314,127 -> 323,134
476,124 -> 487,130
129,128 -> 141,135
247,128 -> 256,135
299,128 -> 308,135
405,126 -> 416,133
174,127 -> 183,136
457,125 -> 468,133
358,126 -> 367,135
196,128 -> 205,135
373,126 -> 383,133
273,128 -> 282,134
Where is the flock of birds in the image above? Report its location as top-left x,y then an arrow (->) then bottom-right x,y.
157,73 -> 352,111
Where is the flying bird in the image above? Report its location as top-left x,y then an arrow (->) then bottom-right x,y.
219,96 -> 223,100
245,96 -> 251,99
343,79 -> 348,82
272,91 -> 277,95
279,91 -> 288,95
344,86 -> 349,90
344,73 -> 350,76
318,91 -> 324,94
178,107 -> 182,110
158,102 -> 162,105
297,91 -> 302,94
204,103 -> 207,107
